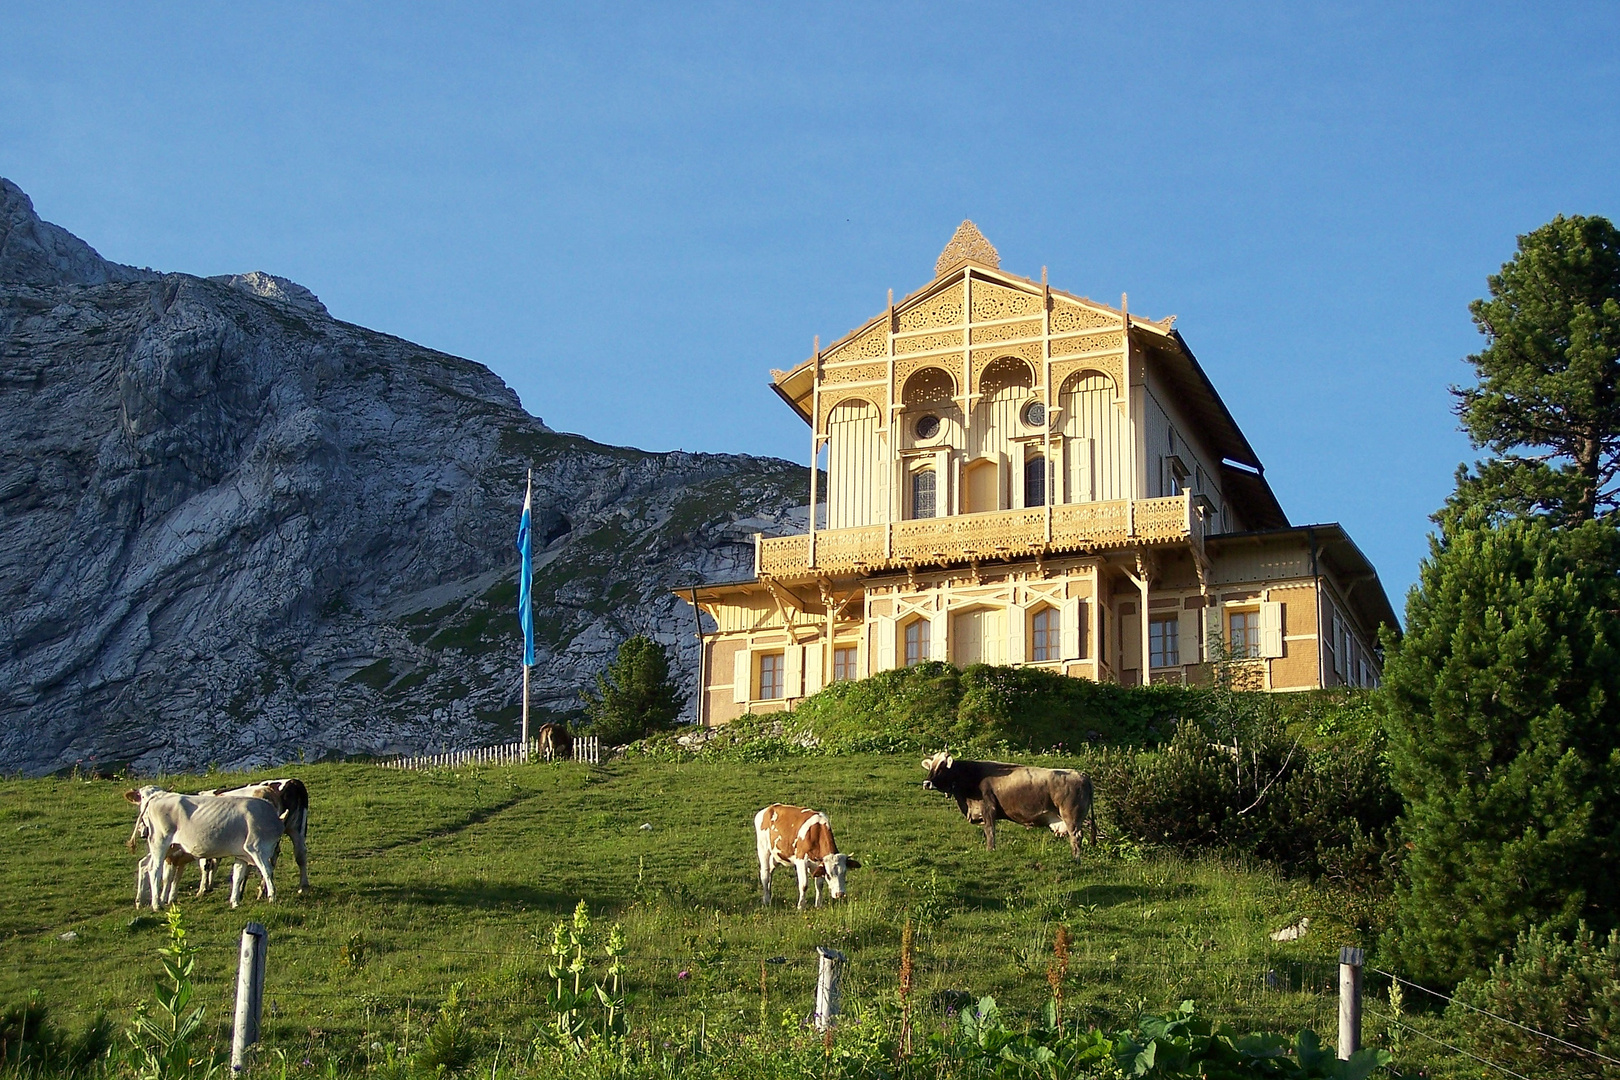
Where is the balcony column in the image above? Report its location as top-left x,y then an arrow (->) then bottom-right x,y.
885,289 -> 896,560
808,337 -> 821,568
1126,552 -> 1152,687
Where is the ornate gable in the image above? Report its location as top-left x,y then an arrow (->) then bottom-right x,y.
934,221 -> 1000,277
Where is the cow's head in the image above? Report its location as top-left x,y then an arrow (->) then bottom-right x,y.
820,853 -> 862,900
123,785 -> 167,807
921,752 -> 954,791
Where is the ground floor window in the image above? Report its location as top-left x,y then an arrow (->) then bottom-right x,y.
1149,615 -> 1180,668
758,652 -> 785,699
1031,607 -> 1057,661
1228,610 -> 1260,659
833,646 -> 857,682
904,618 -> 930,666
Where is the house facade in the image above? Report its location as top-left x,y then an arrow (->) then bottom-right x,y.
682,223 -> 1395,725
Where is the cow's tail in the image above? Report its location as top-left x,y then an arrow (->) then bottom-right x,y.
1084,773 -> 1098,846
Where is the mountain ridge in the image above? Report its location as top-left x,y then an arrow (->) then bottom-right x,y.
0,178 -> 804,775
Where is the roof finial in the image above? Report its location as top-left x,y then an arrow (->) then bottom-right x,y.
935,220 -> 1000,277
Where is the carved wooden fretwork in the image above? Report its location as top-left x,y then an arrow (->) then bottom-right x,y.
976,356 -> 1034,397
970,318 -> 1042,346
816,389 -> 882,432
820,362 -> 887,386
901,365 -> 956,405
969,279 -> 1041,321
895,355 -> 963,395
897,281 -> 965,332
1054,358 -> 1125,399
825,323 -> 888,365
1050,330 -> 1121,357
894,328 -> 964,355
1050,301 -> 1116,334
971,343 -> 1043,377
935,221 -> 1000,277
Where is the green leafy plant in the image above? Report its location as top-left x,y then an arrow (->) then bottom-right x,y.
416,982 -> 476,1075
124,907 -> 220,1080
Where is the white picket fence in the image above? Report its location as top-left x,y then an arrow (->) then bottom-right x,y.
381,735 -> 601,770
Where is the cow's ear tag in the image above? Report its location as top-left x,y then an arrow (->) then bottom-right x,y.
123,789 -> 141,804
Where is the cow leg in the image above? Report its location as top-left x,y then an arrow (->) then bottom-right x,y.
145,837 -> 172,911
982,809 -> 997,851
229,862 -> 248,908
135,856 -> 151,908
199,858 -> 217,895
248,844 -> 277,903
291,822 -> 310,894
795,861 -> 811,910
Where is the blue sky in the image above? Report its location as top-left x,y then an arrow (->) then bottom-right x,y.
3,3 -> 1617,611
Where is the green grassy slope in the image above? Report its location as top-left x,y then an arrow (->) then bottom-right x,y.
2,756 -> 1349,1066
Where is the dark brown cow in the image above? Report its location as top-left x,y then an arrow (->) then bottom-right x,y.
537,722 -> 573,761
921,752 -> 1096,858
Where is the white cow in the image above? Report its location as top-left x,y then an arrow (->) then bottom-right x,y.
131,783 -> 287,906
194,778 -> 310,896
125,786 -> 284,909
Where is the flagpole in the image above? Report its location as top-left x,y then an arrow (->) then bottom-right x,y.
520,468 -> 532,761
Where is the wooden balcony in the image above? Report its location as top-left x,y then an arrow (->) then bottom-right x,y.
756,493 -> 1204,579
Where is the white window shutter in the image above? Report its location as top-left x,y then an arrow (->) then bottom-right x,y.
732,648 -> 752,703
1121,610 -> 1142,671
803,643 -> 824,695
934,449 -> 952,515
1073,437 -> 1094,502
1060,597 -> 1083,660
875,616 -> 896,671
930,610 -> 948,661
856,628 -> 868,678
1007,603 -> 1028,664
1178,606 -> 1202,665
1260,601 -> 1284,659
784,644 -> 803,698
1011,447 -> 1025,510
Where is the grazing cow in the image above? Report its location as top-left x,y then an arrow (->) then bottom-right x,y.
754,804 -> 860,909
124,786 -> 285,909
921,752 -> 1097,858
536,722 -> 572,761
196,778 -> 311,895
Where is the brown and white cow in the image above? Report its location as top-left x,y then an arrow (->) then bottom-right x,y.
753,804 -> 861,909
536,723 -> 572,761
125,786 -> 285,909
921,752 -> 1097,858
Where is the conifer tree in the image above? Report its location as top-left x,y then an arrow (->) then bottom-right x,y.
1448,214 -> 1620,526
1381,516 -> 1620,986
581,635 -> 684,744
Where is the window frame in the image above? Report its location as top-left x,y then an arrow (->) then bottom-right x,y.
1030,606 -> 1057,662
1023,455 -> 1047,508
1148,614 -> 1180,669
1227,608 -> 1261,660
832,646 -> 857,682
757,651 -> 785,700
911,468 -> 937,519
903,618 -> 931,667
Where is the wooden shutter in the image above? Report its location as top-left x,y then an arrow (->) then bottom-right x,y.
1071,437 -> 1094,502
802,643 -> 824,695
732,648 -> 752,703
930,610 -> 948,662
1060,597 -> 1083,660
1121,610 -> 1141,671
875,616 -> 896,671
1007,603 -> 1028,663
1260,601 -> 1284,659
784,645 -> 803,699
933,449 -> 952,515
1178,607 -> 1202,666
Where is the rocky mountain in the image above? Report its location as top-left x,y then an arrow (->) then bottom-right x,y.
0,178 -> 806,775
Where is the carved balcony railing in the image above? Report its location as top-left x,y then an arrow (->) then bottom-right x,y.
756,493 -> 1204,579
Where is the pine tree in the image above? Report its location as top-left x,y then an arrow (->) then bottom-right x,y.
581,635 -> 684,744
1448,214 -> 1620,526
1381,515 -> 1620,986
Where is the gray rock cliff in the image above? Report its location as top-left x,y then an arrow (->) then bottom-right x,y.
0,178 -> 805,774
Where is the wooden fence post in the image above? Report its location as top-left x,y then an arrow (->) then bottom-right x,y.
231,922 -> 268,1072
1338,946 -> 1363,1060
813,946 -> 846,1031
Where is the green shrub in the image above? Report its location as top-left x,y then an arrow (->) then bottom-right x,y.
417,982 -> 477,1074
1452,922 -> 1620,1079
0,991 -> 113,1074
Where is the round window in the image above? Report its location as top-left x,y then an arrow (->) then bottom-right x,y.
1022,401 -> 1047,428
914,414 -> 941,440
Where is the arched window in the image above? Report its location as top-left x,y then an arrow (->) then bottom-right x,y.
1024,456 -> 1047,508
1031,607 -> 1057,662
904,618 -> 931,667
912,469 -> 937,519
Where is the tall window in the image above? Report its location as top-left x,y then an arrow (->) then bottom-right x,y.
904,619 -> 930,667
833,646 -> 857,682
912,469 -> 936,519
758,652 -> 784,699
1149,616 -> 1180,668
1024,456 -> 1047,508
1228,610 -> 1260,659
1031,607 -> 1057,662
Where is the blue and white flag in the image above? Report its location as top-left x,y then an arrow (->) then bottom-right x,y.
515,475 -> 535,667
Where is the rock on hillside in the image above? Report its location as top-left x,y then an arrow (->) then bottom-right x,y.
0,179 -> 806,775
